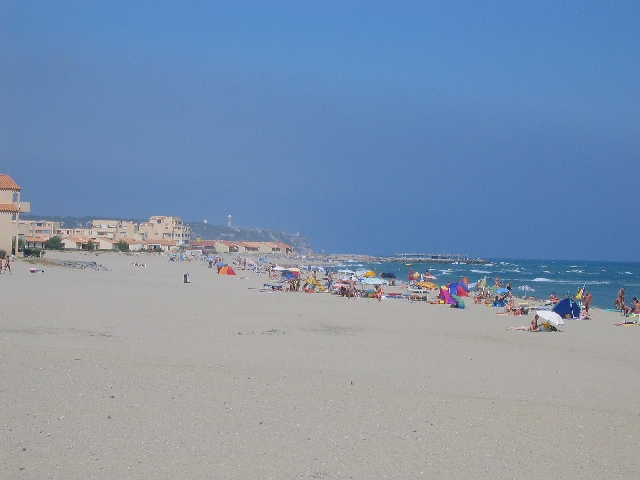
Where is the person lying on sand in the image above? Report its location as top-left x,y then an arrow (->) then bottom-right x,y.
506,315 -> 541,331
497,299 -> 522,315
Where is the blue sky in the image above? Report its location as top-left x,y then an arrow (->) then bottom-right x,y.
1,1 -> 639,260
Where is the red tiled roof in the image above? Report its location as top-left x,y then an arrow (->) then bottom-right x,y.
192,240 -> 217,247
0,174 -> 20,191
0,203 -> 19,213
26,236 -> 48,243
145,238 -> 176,246
216,241 -> 239,247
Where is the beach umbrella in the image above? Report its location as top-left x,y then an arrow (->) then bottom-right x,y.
363,270 -> 376,277
414,281 -> 438,290
216,261 -> 228,267
518,285 -> 535,292
450,293 -> 466,309
380,272 -> 396,279
536,309 -> 564,326
272,266 -> 286,271
359,277 -> 387,285
495,287 -> 509,295
258,257 -> 267,262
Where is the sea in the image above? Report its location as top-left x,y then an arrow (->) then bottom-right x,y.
325,259 -> 640,309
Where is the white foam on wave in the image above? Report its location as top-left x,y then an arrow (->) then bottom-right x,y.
471,270 -> 491,274
529,277 -> 610,285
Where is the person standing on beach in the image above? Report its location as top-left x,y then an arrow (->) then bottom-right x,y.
615,288 -> 625,311
583,291 -> 592,313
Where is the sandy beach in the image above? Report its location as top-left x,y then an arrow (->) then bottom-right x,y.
1,251 -> 639,478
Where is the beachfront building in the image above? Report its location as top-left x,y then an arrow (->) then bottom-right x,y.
144,239 -> 177,252
262,242 -> 294,254
19,219 -> 61,237
91,220 -> 142,241
138,216 -> 191,247
190,240 -> 294,255
0,174 -> 30,255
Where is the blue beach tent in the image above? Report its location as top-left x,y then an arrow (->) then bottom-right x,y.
552,298 -> 580,319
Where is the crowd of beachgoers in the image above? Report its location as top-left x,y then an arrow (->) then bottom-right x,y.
166,253 -> 640,330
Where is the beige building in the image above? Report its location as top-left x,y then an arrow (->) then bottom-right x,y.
91,220 -> 143,241
138,216 -> 191,247
190,240 -> 294,255
0,174 -> 30,255
19,219 -> 61,237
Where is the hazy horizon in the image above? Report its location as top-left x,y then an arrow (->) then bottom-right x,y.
3,2 -> 639,262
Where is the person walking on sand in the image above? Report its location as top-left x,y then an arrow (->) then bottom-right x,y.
3,255 -> 10,274
506,315 -> 541,331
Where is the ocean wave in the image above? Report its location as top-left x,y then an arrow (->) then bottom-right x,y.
471,270 -> 491,274
529,277 -> 610,285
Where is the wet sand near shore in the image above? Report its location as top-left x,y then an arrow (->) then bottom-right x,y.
1,251 -> 639,478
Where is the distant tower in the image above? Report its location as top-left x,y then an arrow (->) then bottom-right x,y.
204,219 -> 208,224
228,215 -> 232,227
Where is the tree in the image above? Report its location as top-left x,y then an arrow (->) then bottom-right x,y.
115,240 -> 130,252
86,240 -> 95,251
45,235 -> 63,250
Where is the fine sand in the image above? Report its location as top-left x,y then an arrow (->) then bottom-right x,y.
1,251 -> 639,479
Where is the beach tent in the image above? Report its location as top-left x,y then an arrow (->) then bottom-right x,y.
459,277 -> 470,291
448,282 -> 470,297
218,266 -> 236,275
450,293 -> 466,309
552,298 -> 580,319
438,287 -> 456,305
